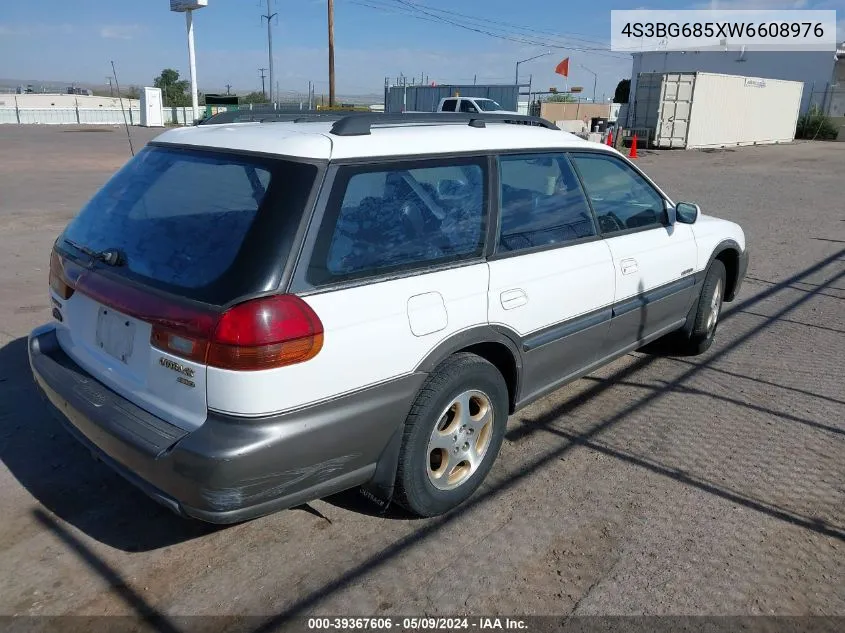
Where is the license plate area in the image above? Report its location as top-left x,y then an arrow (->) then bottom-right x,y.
96,306 -> 136,364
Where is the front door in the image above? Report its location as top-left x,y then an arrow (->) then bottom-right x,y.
570,152 -> 697,350
487,152 -> 615,404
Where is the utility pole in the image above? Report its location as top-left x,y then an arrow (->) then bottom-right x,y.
106,76 -> 113,97
259,68 -> 267,99
225,83 -> 232,95
328,0 -> 335,107
261,0 -> 277,104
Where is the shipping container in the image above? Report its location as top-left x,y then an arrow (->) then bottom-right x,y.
631,72 -> 803,149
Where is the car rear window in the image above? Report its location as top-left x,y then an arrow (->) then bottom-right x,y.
60,145 -> 318,305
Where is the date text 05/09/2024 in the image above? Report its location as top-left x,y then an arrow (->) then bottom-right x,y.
306,617 -> 529,630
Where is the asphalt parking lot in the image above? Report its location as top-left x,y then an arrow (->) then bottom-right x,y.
0,125 -> 843,626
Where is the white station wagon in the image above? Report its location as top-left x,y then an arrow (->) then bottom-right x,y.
29,113 -> 748,522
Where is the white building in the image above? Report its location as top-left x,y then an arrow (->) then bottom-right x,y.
626,45 -> 845,126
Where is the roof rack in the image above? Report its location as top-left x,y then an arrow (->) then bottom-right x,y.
200,110 -> 332,125
328,112 -> 559,136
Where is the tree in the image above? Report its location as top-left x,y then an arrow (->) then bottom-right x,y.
154,68 -> 190,107
240,91 -> 269,105
795,105 -> 839,140
125,85 -> 140,100
545,93 -> 577,103
613,79 -> 630,104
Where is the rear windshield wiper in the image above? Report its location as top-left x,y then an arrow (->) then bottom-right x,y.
63,238 -> 125,267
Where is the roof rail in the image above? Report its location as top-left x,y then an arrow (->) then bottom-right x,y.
328,112 -> 559,136
200,110 -> 333,125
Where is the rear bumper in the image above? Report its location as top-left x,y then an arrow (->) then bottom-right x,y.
29,324 -> 424,524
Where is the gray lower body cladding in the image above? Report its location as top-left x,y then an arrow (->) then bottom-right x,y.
28,324 -> 425,524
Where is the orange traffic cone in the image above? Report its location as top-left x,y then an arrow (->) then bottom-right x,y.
606,129 -> 613,146
629,133 -> 638,159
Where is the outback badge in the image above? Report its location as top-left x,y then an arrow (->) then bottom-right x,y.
159,356 -> 195,378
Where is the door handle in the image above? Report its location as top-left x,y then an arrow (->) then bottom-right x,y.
500,289 -> 528,310
620,258 -> 639,275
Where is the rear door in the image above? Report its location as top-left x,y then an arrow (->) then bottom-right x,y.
52,146 -> 317,430
570,152 -> 697,350
265,156 -> 491,416
487,152 -> 615,404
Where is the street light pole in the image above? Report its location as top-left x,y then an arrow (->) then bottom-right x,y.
185,9 -> 199,122
515,49 -> 552,85
580,63 -> 597,103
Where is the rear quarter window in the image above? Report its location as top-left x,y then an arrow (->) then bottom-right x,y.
303,157 -> 488,287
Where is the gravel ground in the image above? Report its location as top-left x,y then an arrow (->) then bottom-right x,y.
0,126 -> 842,629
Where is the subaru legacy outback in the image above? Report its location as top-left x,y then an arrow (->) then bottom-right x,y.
29,113 -> 748,522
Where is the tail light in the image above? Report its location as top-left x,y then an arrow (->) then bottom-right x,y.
206,296 -> 324,371
49,250 -> 75,300
50,247 -> 323,371
150,295 -> 323,371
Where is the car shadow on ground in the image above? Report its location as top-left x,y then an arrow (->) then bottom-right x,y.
3,247 -> 843,626
0,337 -> 221,552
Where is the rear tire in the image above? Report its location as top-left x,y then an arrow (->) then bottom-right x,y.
394,353 -> 508,517
673,260 -> 727,356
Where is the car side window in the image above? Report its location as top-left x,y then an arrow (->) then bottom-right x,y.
570,153 -> 666,234
497,153 -> 596,253
441,99 -> 457,112
459,100 -> 478,113
307,159 -> 487,285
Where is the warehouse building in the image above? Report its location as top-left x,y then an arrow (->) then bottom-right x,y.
624,44 -> 845,126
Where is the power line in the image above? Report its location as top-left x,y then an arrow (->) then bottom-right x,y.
347,0 -> 630,59
391,0 -> 628,57
391,0 -> 613,48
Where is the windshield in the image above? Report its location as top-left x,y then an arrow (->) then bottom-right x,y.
475,99 -> 504,111
60,145 -> 318,304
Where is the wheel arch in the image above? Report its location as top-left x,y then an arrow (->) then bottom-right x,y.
413,325 -> 523,414
361,326 -> 523,509
706,239 -> 742,302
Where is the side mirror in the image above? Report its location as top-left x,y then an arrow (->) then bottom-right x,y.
675,202 -> 700,225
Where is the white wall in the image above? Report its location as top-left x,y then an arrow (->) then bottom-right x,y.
627,49 -> 837,125
0,93 -> 141,109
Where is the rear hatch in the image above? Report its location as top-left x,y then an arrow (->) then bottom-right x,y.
49,144 -> 319,430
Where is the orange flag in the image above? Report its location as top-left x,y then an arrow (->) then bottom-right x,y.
555,57 -> 570,77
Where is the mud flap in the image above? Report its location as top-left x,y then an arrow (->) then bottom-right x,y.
358,423 -> 404,513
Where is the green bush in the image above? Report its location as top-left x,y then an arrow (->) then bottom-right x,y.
795,105 -> 839,140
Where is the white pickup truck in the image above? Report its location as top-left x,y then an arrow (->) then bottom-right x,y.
434,96 -> 518,114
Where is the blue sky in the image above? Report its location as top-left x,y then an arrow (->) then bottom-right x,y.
1,0 -> 841,98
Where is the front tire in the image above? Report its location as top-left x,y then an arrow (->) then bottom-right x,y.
394,353 -> 508,517
676,260 -> 727,355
